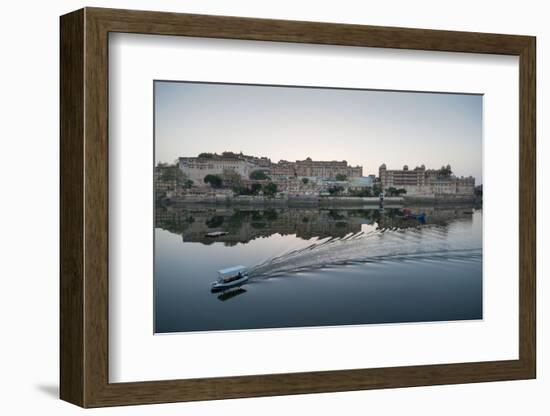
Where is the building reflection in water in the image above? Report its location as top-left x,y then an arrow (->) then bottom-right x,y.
155,203 -> 478,246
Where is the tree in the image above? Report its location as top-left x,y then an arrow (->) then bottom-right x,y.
184,179 -> 194,189
204,174 -> 223,188
232,182 -> 263,196
232,185 -> 248,195
301,177 -> 309,184
222,169 -> 242,188
438,164 -> 453,177
335,173 -> 348,181
250,170 -> 270,180
372,184 -> 382,197
198,152 -> 215,159
349,187 -> 372,197
250,183 -> 262,195
158,165 -> 186,186
386,187 -> 398,197
263,182 -> 278,197
328,185 -> 344,196
385,187 -> 407,197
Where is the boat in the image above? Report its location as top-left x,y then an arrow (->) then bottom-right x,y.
402,208 -> 426,224
211,265 -> 249,292
205,231 -> 228,237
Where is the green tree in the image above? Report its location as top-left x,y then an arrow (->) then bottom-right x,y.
335,173 -> 348,181
232,185 -> 247,195
250,170 -> 270,180
438,164 -> 453,177
372,184 -> 382,197
263,182 -> 278,197
350,187 -> 372,197
158,165 -> 186,186
386,187 -> 398,197
301,177 -> 309,184
328,185 -> 344,196
198,152 -> 215,159
204,174 -> 223,188
232,183 -> 263,196
250,183 -> 262,195
385,187 -> 407,197
184,179 -> 194,189
222,169 -> 242,188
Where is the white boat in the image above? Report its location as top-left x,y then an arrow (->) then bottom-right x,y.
205,231 -> 228,237
211,265 -> 249,292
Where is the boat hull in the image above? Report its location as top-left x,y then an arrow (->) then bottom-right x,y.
210,275 -> 249,292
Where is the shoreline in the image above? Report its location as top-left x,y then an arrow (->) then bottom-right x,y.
164,195 -> 477,208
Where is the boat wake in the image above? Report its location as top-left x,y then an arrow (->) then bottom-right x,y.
248,223 -> 481,279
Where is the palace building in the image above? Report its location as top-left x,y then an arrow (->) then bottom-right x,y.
178,156 -> 258,184
179,153 -> 364,184
294,158 -> 363,179
379,163 -> 475,196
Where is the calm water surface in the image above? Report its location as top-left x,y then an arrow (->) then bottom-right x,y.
155,205 -> 482,333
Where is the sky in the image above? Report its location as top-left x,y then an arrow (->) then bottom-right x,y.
155,81 -> 483,184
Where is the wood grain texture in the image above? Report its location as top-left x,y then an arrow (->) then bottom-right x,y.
83,11 -> 110,406
59,8 -> 84,407
59,7 -> 537,408
518,38 -> 536,376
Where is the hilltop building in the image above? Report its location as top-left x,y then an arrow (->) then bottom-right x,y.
293,158 -> 363,179
178,153 -> 364,184
268,158 -> 363,180
178,155 -> 258,183
379,164 -> 475,196
175,153 -> 475,199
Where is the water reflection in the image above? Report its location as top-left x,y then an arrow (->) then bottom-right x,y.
217,287 -> 247,302
155,203 -> 477,245
154,203 -> 482,332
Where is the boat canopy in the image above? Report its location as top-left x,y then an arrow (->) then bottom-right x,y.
217,265 -> 247,281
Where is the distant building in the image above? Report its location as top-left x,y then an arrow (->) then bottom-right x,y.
268,158 -> 363,180
294,157 -> 363,179
178,156 -> 257,184
179,153 -> 364,186
379,164 -> 475,196
348,175 -> 375,189
269,160 -> 296,179
154,165 -> 178,196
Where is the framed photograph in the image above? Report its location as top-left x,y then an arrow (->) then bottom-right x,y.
60,7 -> 536,407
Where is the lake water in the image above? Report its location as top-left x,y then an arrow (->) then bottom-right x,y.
154,204 -> 482,333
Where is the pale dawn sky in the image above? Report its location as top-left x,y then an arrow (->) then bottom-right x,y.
154,81 -> 482,184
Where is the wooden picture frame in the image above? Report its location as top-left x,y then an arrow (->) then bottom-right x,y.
60,7 -> 536,408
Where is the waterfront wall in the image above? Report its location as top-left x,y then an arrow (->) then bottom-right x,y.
168,195 -> 405,207
166,193 -> 477,207
403,194 -> 476,204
